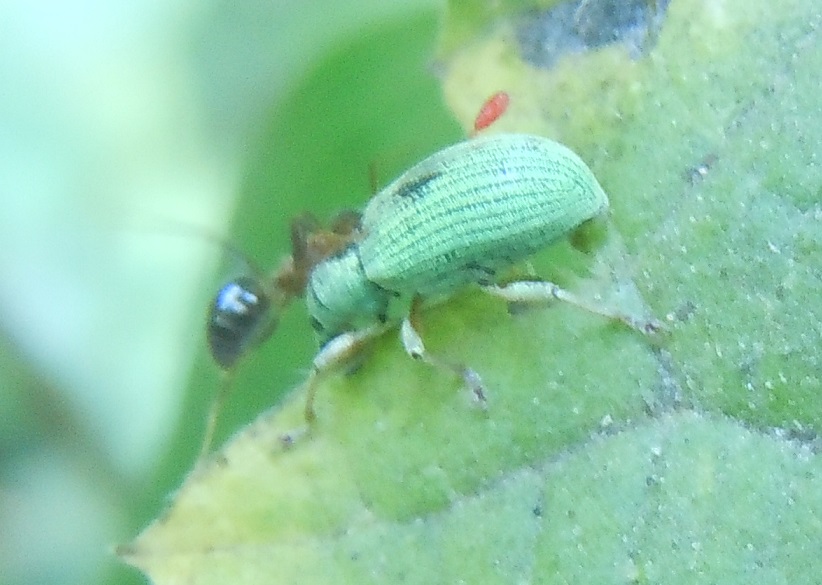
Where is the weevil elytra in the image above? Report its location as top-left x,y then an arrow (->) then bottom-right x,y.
202,96 -> 660,453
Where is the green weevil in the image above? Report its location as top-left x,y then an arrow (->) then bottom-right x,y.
298,132 -> 659,420
204,99 -> 659,451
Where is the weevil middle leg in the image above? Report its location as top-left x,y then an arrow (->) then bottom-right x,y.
400,296 -> 487,406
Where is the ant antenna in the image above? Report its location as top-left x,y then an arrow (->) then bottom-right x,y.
142,219 -> 268,282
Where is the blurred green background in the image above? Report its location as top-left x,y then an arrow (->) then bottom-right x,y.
0,1 -> 457,584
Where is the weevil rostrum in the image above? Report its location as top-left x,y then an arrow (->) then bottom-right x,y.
203,103 -> 660,453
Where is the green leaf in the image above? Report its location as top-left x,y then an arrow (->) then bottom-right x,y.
122,411 -> 822,583
124,0 -> 822,582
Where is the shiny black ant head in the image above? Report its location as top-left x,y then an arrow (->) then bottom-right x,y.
206,276 -> 274,370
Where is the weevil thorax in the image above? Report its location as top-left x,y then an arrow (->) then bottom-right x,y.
305,246 -> 392,343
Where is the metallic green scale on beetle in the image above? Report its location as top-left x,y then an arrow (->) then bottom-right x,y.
306,133 -> 609,341
360,133 -> 607,293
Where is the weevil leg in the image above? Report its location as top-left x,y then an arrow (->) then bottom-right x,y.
400,297 -> 487,406
301,325 -> 388,423
482,281 -> 663,334
281,326 -> 387,445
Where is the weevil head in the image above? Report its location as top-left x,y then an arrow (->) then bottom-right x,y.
305,247 -> 390,343
207,276 -> 276,369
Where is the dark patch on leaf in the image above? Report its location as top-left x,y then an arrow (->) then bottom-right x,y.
517,0 -> 671,68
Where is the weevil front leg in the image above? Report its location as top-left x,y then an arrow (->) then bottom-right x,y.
280,327 -> 388,446
482,281 -> 663,334
399,296 -> 487,406
301,324 -> 389,424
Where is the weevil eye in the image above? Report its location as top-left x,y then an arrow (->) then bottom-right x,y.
207,276 -> 274,369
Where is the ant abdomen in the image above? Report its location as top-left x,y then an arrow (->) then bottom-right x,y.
207,276 -> 273,370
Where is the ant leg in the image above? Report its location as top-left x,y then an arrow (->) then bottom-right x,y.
329,210 -> 362,236
482,281 -> 663,335
198,369 -> 236,459
289,213 -> 321,271
399,296 -> 487,406
276,214 -> 360,300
